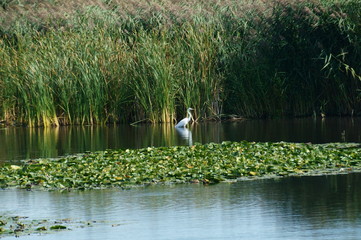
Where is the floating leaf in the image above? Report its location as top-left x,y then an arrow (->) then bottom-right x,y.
50,225 -> 67,230
10,165 -> 21,170
36,226 -> 47,231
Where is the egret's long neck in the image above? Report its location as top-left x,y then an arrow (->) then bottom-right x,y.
187,110 -> 192,120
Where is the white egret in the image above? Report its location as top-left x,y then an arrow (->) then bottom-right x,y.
175,108 -> 194,128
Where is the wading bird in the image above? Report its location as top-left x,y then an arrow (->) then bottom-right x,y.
175,108 -> 194,128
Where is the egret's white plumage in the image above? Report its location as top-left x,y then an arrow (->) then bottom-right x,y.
175,108 -> 194,128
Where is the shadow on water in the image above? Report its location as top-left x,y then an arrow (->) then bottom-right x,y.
1,117 -> 361,162
255,174 -> 361,225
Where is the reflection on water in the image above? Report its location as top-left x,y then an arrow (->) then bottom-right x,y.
1,173 -> 361,240
1,117 -> 361,162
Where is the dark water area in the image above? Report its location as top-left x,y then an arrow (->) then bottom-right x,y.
1,117 -> 361,162
1,173 -> 361,240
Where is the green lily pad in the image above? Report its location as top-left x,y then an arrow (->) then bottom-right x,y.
50,225 -> 67,230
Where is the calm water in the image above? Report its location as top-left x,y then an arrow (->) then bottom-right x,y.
1,173 -> 361,240
1,117 -> 361,162
1,118 -> 361,239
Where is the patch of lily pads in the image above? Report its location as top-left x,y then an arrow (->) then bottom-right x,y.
0,215 -> 97,238
1,141 -> 361,190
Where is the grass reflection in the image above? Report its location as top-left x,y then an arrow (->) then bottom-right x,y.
1,118 -> 361,163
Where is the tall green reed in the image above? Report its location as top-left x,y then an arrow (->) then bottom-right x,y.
0,0 -> 361,126
174,22 -> 223,120
0,7 -> 225,125
1,32 -> 59,127
221,0 -> 361,117
126,28 -> 176,123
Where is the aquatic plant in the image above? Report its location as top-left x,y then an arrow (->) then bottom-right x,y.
0,215 -> 109,238
1,141 -> 361,190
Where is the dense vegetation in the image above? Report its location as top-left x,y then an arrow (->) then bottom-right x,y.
1,141 -> 361,190
0,0 -> 361,126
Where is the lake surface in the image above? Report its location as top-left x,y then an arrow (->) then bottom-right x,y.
1,117 -> 361,162
1,173 -> 361,240
1,117 -> 361,239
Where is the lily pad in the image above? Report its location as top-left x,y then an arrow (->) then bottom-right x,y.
50,225 -> 67,230
0,215 -> 112,238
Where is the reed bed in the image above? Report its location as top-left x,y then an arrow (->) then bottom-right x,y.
0,0 -> 360,126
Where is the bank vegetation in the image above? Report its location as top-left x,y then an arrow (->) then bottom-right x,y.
0,0 -> 360,126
